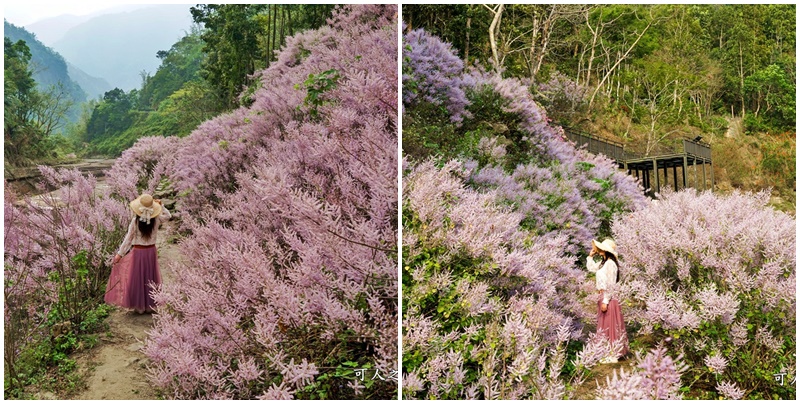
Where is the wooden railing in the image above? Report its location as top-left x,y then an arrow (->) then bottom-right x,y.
682,139 -> 712,160
563,128 -> 627,162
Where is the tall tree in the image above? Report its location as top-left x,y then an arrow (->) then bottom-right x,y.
191,4 -> 267,110
4,38 -> 72,165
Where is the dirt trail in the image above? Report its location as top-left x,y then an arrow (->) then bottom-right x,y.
572,360 -> 635,399
71,219 -> 184,400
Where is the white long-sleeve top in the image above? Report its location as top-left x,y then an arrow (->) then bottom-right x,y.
587,256 -> 617,305
117,208 -> 171,256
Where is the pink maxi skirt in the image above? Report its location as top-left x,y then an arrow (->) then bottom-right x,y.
597,294 -> 629,357
105,245 -> 161,313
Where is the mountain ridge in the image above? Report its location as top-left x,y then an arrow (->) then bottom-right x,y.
50,5 -> 194,92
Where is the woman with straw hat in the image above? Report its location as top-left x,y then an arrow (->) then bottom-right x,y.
587,238 -> 629,363
105,193 -> 171,314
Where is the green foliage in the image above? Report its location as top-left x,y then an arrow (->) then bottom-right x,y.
403,84 -> 532,170
656,295 -> 796,399
190,4 -> 334,110
295,361 -> 394,400
139,28 -> 205,110
4,37 -> 76,166
743,64 -> 796,133
85,88 -> 136,143
298,69 -> 341,119
4,21 -> 86,125
4,290 -> 111,399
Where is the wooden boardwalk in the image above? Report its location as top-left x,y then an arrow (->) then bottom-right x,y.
563,129 -> 713,196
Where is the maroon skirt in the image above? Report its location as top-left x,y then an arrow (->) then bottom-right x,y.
105,245 -> 161,313
597,294 -> 629,357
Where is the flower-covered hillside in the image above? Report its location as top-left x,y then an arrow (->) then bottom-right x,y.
110,5 -> 398,399
402,27 -> 795,400
402,28 -> 646,399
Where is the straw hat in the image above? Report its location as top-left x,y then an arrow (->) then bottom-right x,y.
592,238 -> 618,258
130,194 -> 162,224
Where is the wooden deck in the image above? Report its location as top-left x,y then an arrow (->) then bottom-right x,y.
563,129 -> 713,196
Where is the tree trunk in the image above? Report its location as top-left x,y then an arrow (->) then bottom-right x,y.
532,7 -> 556,80
585,11 -> 599,86
589,17 -> 654,107
271,5 -> 278,60
465,6 -> 472,62
280,5 -> 285,47
738,41 -> 745,116
486,4 -> 505,71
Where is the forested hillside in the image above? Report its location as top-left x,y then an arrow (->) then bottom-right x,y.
5,5 -> 339,166
4,20 -> 86,124
404,4 -> 795,212
80,4 -> 336,156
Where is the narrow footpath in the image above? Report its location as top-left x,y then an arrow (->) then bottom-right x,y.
71,219 -> 183,400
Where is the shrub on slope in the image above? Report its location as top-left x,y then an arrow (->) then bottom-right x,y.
105,5 -> 398,399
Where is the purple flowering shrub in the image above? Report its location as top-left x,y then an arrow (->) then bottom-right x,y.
612,189 -> 796,399
404,29 -> 646,247
402,29 -> 647,399
402,27 -> 470,124
4,169 -> 130,393
597,345 -> 688,399
403,160 -> 628,399
104,135 -> 182,201
139,5 -> 398,399
533,71 -> 590,126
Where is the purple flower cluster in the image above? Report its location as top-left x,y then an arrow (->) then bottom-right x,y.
597,346 -> 687,399
4,168 -> 130,383
403,161 -> 602,399
131,5 -> 398,399
402,27 -> 470,123
716,380 -> 745,400
105,135 -> 182,201
534,71 -> 590,122
612,189 -> 795,397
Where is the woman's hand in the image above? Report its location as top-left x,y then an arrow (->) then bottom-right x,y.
601,303 -> 608,312
113,254 -> 121,264
589,244 -> 597,257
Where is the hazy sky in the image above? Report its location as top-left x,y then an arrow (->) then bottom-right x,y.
4,1 -> 190,26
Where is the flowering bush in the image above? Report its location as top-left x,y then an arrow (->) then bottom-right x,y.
612,189 -> 796,399
140,5 -> 398,399
402,160 -> 592,399
596,345 -> 687,399
402,28 -> 647,399
402,27 -> 470,123
4,169 -> 129,396
104,135 -> 181,201
533,71 -> 590,126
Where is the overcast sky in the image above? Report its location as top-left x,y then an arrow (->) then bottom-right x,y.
4,1 -> 191,26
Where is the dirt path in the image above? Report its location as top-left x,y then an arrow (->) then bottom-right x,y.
71,219 -> 184,400
572,359 -> 635,399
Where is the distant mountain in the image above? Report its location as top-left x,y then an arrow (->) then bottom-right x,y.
4,20 -> 86,124
24,14 -> 92,45
25,4 -> 158,46
50,5 -> 194,92
67,62 -> 112,100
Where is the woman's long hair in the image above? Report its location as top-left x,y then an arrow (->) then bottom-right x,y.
137,218 -> 156,239
601,253 -> 620,283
